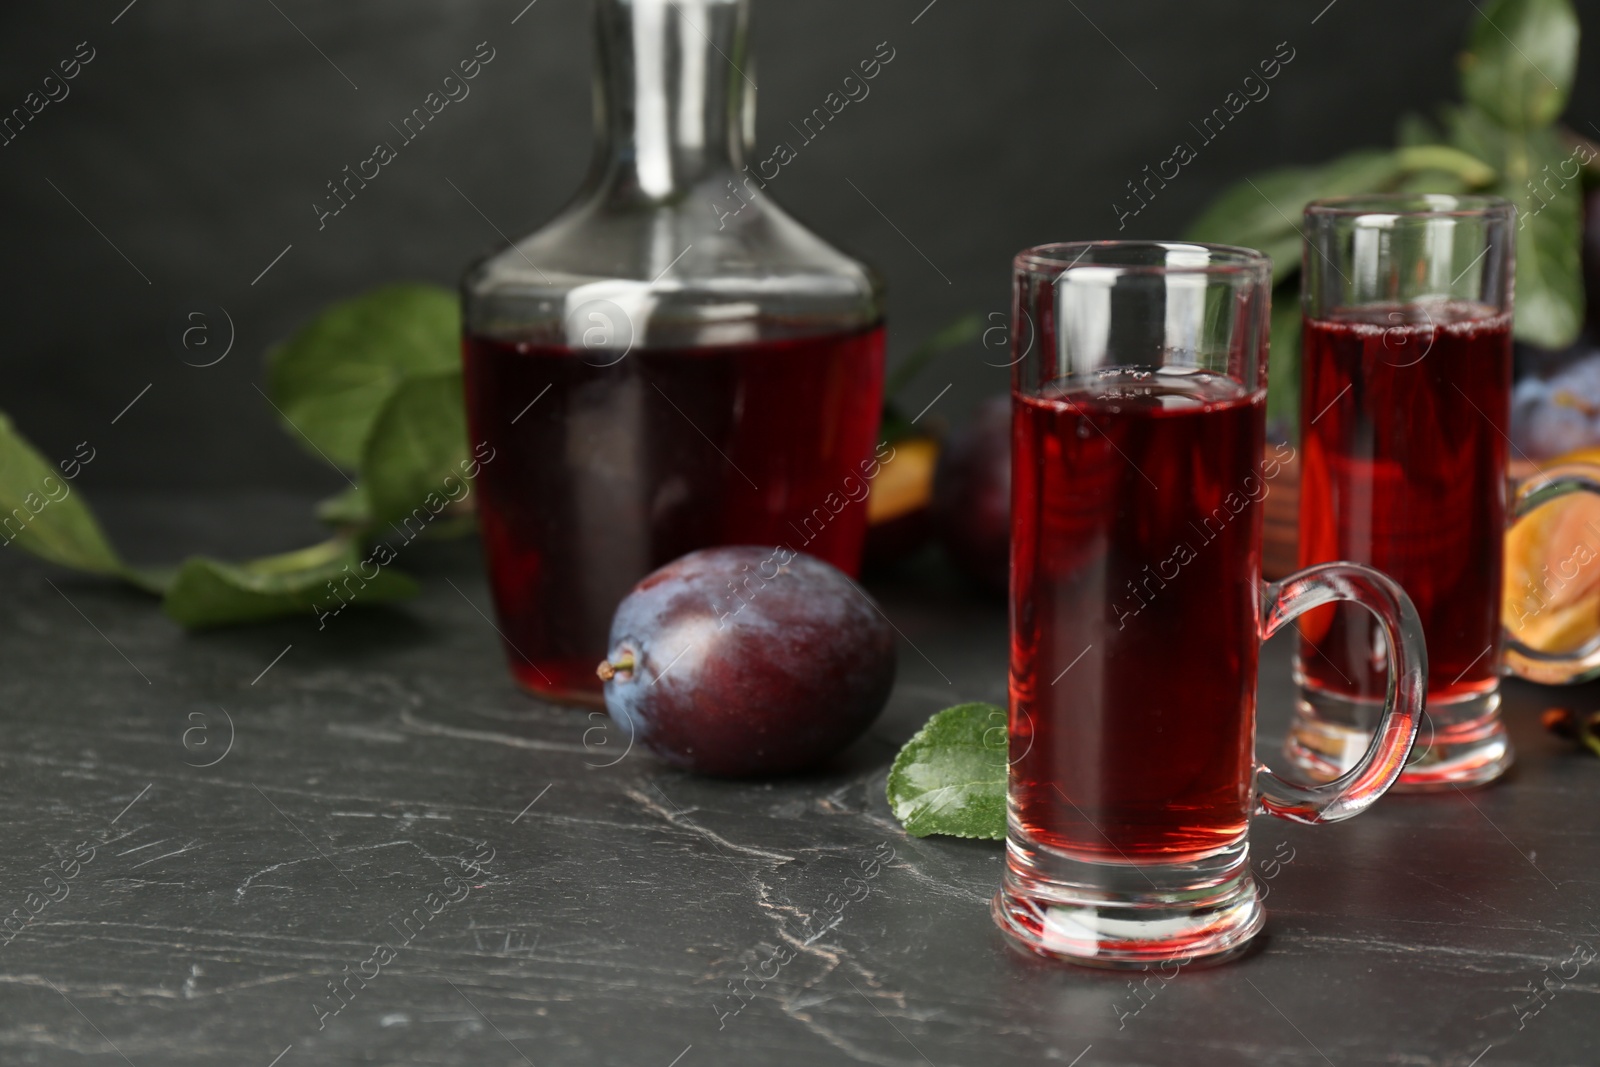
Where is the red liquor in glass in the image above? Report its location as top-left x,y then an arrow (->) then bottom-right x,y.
1286,195 -> 1523,788
1009,370 -> 1265,861
996,241 -> 1424,967
1297,305 -> 1512,703
464,326 -> 885,698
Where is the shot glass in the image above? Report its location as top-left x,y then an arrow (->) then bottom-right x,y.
1288,194 -> 1600,789
993,241 -> 1428,967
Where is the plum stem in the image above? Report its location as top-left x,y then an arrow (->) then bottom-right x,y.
595,651 -> 635,682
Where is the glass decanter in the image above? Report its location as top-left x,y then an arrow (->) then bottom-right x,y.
462,0 -> 886,703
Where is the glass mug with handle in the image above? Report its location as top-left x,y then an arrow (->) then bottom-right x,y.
994,242 -> 1428,967
1289,194 -> 1600,790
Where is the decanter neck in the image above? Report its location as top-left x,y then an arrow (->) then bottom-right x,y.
590,0 -> 750,199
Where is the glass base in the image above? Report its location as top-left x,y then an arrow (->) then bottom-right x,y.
992,835 -> 1262,968
1285,683 -> 1512,791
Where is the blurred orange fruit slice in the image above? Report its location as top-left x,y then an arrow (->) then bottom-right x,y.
867,437 -> 939,526
1505,447 -> 1600,655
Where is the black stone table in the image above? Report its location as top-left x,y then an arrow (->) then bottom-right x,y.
2,495 -> 1597,1066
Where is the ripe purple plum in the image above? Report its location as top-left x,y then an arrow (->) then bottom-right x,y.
1511,351 -> 1600,458
596,546 -> 896,777
932,395 -> 1011,592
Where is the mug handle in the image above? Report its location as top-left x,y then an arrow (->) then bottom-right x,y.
1255,562 -> 1428,824
1504,462 -> 1600,686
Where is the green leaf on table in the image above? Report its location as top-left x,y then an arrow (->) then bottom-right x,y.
121,565 -> 177,596
162,537 -> 418,629
0,412 -> 123,576
1459,0 -> 1579,131
266,283 -> 460,469
886,702 -> 1007,840
362,371 -> 471,526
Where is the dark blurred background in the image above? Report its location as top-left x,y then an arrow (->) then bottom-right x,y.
3,0 -> 1598,506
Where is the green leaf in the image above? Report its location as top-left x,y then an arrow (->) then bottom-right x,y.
885,313 -> 983,400
886,702 -> 1007,840
1448,107 -> 1584,347
1393,169 -> 1474,196
162,537 -> 418,629
315,484 -> 371,527
1185,151 -> 1410,284
362,371 -> 471,526
1397,112 -> 1443,148
266,284 -> 461,469
1444,102 -> 1508,164
880,314 -> 984,445
1508,130 -> 1585,347
1460,0 -> 1579,131
1393,144 -> 1497,187
877,410 -> 916,448
0,412 -> 123,576
122,566 -> 177,596
1268,290 -> 1302,440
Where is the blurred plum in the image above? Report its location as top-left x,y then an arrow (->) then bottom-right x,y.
932,396 -> 1010,592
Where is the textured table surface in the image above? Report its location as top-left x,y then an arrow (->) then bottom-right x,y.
1,495 -> 1597,1067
